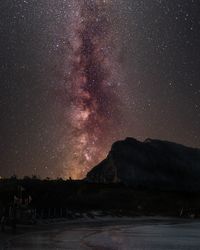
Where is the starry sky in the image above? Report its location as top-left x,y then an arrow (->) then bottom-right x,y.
1,0 -> 200,179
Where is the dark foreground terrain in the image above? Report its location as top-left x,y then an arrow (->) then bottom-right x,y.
1,178 -> 200,249
1,178 -> 200,220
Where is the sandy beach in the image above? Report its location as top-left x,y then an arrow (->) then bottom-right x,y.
1,217 -> 200,250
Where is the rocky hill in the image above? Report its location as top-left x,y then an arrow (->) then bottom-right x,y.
86,138 -> 200,191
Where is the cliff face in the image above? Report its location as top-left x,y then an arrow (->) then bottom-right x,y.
86,138 -> 200,190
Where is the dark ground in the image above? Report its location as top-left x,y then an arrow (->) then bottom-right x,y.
0,178 -> 200,219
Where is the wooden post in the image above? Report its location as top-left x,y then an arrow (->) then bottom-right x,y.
65,208 -> 68,217
41,209 -> 44,219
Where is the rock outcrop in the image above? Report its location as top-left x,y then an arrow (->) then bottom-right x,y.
86,138 -> 200,191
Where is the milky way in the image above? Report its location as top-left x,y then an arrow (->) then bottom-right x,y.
64,0 -> 123,178
1,0 -> 200,178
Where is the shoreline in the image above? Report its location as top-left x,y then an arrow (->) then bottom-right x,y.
1,216 -> 199,248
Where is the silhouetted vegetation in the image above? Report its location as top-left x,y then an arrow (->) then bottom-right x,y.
1,177 -> 200,220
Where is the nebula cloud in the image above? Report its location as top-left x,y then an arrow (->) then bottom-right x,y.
63,0 -> 123,178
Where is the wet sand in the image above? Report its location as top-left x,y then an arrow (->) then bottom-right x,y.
1,218 -> 200,250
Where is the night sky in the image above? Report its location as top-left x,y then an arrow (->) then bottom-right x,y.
1,0 -> 200,179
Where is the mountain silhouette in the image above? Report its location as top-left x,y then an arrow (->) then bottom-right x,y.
86,138 -> 200,191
